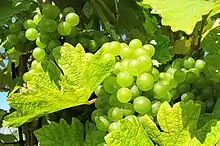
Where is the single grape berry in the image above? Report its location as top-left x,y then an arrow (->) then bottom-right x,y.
57,22 -> 72,36
195,59 -> 206,71
23,19 -> 36,29
136,73 -> 154,91
96,116 -> 110,131
117,71 -> 134,87
133,96 -> 151,114
23,71 -> 33,82
42,4 -> 60,19
33,47 -> 45,61
117,88 -> 132,103
25,28 -> 38,41
143,44 -> 155,57
129,39 -> 142,49
108,122 -> 120,133
108,107 -> 123,122
183,57 -> 195,69
65,13 -> 80,26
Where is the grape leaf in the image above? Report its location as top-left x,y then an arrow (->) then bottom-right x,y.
105,116 -> 154,146
151,35 -> 174,64
0,110 -> 6,128
35,118 -> 106,146
141,0 -> 214,34
3,43 -> 115,127
34,118 -> 84,146
209,0 -> 220,18
142,101 -> 220,146
0,0 -> 33,26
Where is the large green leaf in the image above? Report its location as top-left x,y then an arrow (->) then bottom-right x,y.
142,101 -> 220,146
141,0 -> 214,34
3,43 -> 115,127
105,116 -> 154,146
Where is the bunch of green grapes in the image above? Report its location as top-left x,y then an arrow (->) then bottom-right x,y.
91,39 -> 210,136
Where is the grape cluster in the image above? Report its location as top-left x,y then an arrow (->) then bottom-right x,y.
92,39 -> 209,134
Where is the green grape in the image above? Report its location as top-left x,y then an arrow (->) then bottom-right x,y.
65,13 -> 80,26
119,47 -> 134,60
151,101 -> 161,116
121,103 -> 135,116
91,109 -> 105,122
106,41 -> 121,56
138,114 -> 154,123
108,94 -> 124,107
117,88 -> 132,103
95,85 -> 109,98
183,57 -> 195,69
42,4 -> 60,19
133,96 -> 151,114
103,76 -> 120,94
193,77 -> 209,89
162,72 -> 173,85
181,92 -> 195,102
95,98 -> 109,109
23,71 -> 33,82
108,107 -> 123,122
68,27 -> 78,37
7,34 -> 18,45
136,73 -> 154,91
130,85 -> 142,100
18,31 -> 28,43
195,100 -> 206,114
138,55 -> 152,72
108,122 -> 120,133
167,67 -> 177,75
153,83 -> 168,97
195,59 -> 206,71
159,92 -> 172,102
25,28 -> 38,41
117,71 -> 134,87
128,59 -> 144,76
102,53 -> 115,63
57,22 -> 72,36
201,86 -> 213,99
177,83 -> 191,94
120,43 -> 128,48
32,47 -> 45,61
36,37 -> 46,49
47,40 -> 61,52
31,60 -> 39,70
185,72 -> 196,83
151,68 -> 159,81
143,44 -> 155,57
62,7 -> 75,17
39,33 -> 51,44
96,116 -> 110,131
88,40 -> 98,53
23,19 -> 36,29
205,98 -> 214,113
50,32 -> 60,40
33,14 -> 43,24
169,79 -> 178,89
172,58 -> 183,70
129,39 -> 142,49
119,60 -> 129,71
188,68 -> 200,78
34,62 -> 44,73
134,48 -> 149,58
125,115 -> 138,125
174,70 -> 185,83
170,88 -> 180,100
112,62 -> 121,75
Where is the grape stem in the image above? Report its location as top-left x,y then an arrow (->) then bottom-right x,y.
88,98 -> 97,105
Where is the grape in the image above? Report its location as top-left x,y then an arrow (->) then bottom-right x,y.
117,71 -> 134,87
47,40 -> 61,52
9,21 -> 22,33
195,59 -> 206,71
151,101 -> 161,116
33,47 -> 45,61
33,14 -> 43,24
138,55 -> 152,72
172,58 -> 183,70
151,68 -> 159,81
162,72 -> 173,85
119,47 -> 134,60
130,85 -> 142,100
143,44 -> 155,57
134,48 -> 149,58
183,57 -> 195,69
201,86 -> 213,99
25,28 -> 38,41
120,43 -> 128,48
43,4 -> 60,19
108,107 -> 123,122
88,40 -> 98,53
129,39 -> 142,49
57,22 -> 72,36
117,88 -> 132,103
103,76 -> 120,94
91,109 -> 105,122
170,88 -> 180,100
106,41 -> 121,56
36,37 -> 46,49
181,92 -> 195,102
174,70 -> 185,83
119,60 -> 129,71
65,13 -> 80,26
188,68 -> 200,78
185,72 -> 196,83
177,83 -> 191,94
7,34 -> 18,45
68,27 -> 78,38
109,94 -> 124,107
31,60 -> 39,70
95,97 -> 109,109
133,96 -> 151,114
23,71 -> 33,82
205,98 -> 214,113
39,33 -> 51,44
62,7 -> 75,17
23,19 -> 36,29
102,53 -> 115,63
128,59 -> 144,76
136,73 -> 154,91
18,31 -> 28,43
193,77 -> 209,89
95,85 -> 109,98
96,116 -> 110,131
38,19 -> 58,33
169,79 -> 178,89
195,100 -> 206,114
112,62 -> 121,75
153,83 -> 168,97
108,122 -> 120,133
125,115 -> 138,125
121,103 -> 135,116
